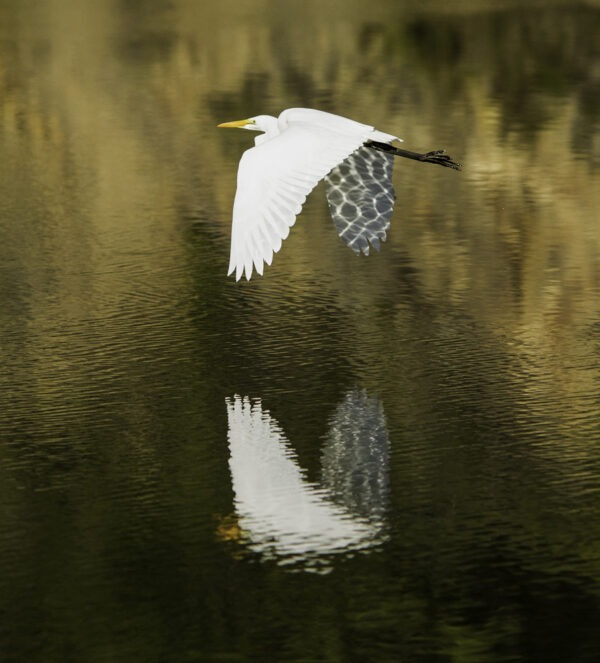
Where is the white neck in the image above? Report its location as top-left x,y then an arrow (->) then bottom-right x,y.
253,115 -> 280,145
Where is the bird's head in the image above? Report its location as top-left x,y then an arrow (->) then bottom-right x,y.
218,115 -> 278,133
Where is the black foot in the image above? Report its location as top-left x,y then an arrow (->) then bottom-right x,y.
421,150 -> 462,170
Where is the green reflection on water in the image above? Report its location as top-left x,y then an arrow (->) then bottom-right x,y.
0,0 -> 599,661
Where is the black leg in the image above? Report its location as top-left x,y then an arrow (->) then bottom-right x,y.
366,141 -> 462,171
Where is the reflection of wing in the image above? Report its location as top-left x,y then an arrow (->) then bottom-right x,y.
321,389 -> 389,521
324,146 -> 395,256
225,395 -> 380,567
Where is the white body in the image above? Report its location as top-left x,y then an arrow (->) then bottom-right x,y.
225,108 -> 402,280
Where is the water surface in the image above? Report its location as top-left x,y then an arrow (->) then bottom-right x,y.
1,1 -> 599,661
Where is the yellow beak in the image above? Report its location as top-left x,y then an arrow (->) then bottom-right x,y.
217,119 -> 251,128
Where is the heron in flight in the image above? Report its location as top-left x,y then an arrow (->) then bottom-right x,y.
218,108 -> 460,281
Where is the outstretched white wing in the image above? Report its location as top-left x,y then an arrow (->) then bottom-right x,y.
228,123 -> 369,281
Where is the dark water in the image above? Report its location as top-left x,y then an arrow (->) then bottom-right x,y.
1,0 -> 600,661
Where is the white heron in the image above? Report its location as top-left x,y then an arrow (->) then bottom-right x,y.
218,107 -> 460,281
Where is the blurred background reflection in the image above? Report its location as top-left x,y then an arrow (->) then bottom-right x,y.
1,0 -> 599,661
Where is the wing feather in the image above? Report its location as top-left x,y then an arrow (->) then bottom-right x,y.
324,146 -> 396,256
228,124 -> 367,280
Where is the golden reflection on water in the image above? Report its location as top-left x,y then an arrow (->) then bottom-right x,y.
1,1 -> 600,659
1,0 -> 599,449
1,1 -> 598,418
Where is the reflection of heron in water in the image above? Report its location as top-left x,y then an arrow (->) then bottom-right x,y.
321,389 -> 389,522
224,390 -> 389,568
218,108 -> 461,280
